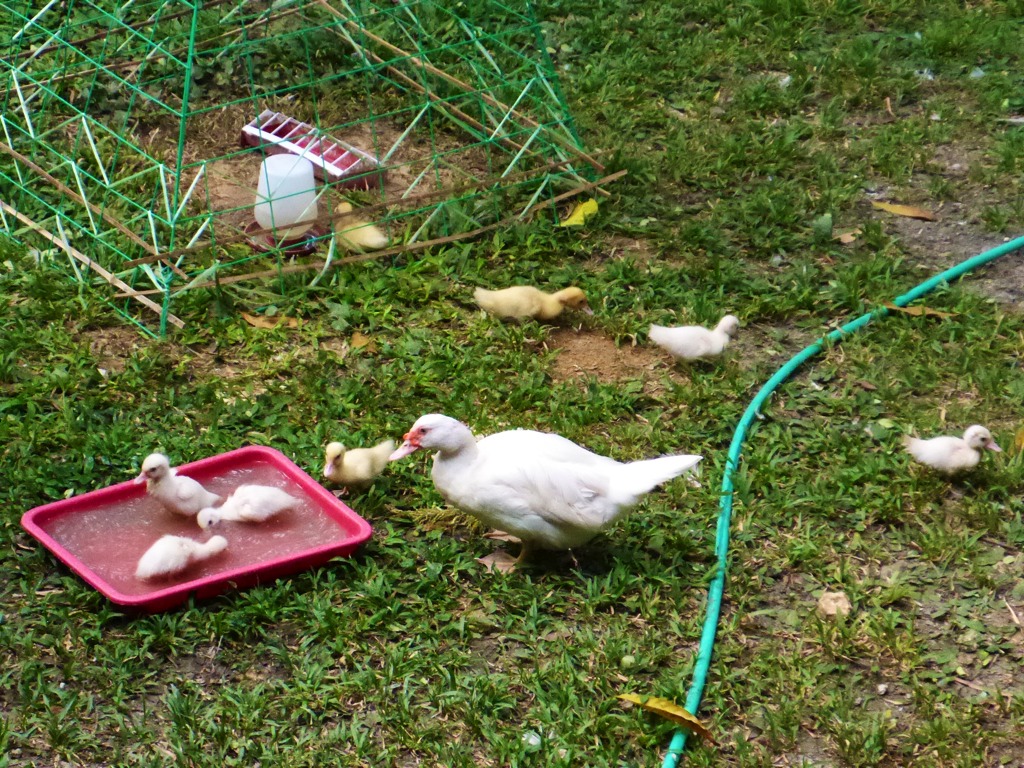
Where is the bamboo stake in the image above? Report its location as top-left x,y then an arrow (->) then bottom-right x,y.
123,155 -> 596,267
177,169 -> 626,290
316,0 -> 606,172
0,139 -> 158,256
0,200 -> 184,328
322,25 -> 608,199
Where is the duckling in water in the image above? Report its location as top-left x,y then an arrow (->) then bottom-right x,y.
197,484 -> 300,529
134,453 -> 221,517
136,534 -> 228,580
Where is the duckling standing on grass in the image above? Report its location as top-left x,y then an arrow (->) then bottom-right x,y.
334,201 -> 388,251
323,439 -> 395,493
134,453 -> 222,518
903,425 -> 1002,475
648,315 -> 740,361
136,534 -> 228,580
473,285 -> 592,321
197,484 -> 300,529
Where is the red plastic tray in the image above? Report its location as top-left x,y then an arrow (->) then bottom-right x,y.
21,446 -> 373,613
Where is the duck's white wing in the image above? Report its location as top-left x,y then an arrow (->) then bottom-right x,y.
174,476 -> 209,504
466,431 -> 620,529
479,429 -> 619,468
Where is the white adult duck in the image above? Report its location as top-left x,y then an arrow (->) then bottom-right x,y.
903,425 -> 1002,474
135,534 -> 228,580
648,314 -> 740,361
197,484 -> 300,529
389,414 -> 702,570
134,453 -> 221,517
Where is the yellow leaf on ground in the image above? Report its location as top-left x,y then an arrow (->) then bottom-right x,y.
350,331 -> 377,352
241,312 -> 298,329
617,694 -> 717,744
833,228 -> 861,244
883,302 -> 956,319
870,201 -> 937,221
1014,425 -> 1024,454
558,198 -> 599,227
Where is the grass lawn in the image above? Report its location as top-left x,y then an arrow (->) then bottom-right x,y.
3,0 -> 1024,765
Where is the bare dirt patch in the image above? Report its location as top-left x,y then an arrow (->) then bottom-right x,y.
863,143 -> 1024,311
728,322 -> 821,372
79,325 -> 143,374
546,328 -> 666,392
583,234 -> 662,268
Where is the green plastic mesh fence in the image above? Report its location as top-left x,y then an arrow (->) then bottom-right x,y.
0,0 -> 611,334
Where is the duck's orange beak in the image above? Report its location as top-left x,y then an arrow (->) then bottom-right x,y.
389,432 -> 421,461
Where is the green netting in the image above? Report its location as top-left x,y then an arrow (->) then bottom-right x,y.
0,0 -> 606,333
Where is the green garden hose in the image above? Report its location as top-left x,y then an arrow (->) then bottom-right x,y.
663,233 -> 1024,767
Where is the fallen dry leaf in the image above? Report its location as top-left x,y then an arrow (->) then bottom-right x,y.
833,228 -> 861,244
883,302 -> 956,319
618,694 -> 716,744
241,312 -> 298,329
476,551 -> 519,573
870,201 -> 937,221
1014,425 -> 1024,454
350,331 -> 377,353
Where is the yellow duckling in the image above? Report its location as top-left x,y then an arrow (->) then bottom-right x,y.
334,201 -> 388,251
473,285 -> 592,320
323,439 -> 395,492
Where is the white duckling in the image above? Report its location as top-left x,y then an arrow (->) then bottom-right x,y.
135,534 -> 228,581
389,414 -> 702,570
648,314 -> 740,361
473,285 -> 592,320
903,425 -> 1002,474
197,484 -> 300,529
134,453 -> 222,517
323,439 -> 395,491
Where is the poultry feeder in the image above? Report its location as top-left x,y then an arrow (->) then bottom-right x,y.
21,446 -> 372,613
247,154 -> 326,256
241,110 -> 384,189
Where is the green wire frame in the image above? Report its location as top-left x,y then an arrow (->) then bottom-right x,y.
0,0 -> 610,334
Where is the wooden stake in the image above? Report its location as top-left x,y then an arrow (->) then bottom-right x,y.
0,201 -> 184,328
0,139 -> 157,256
316,0 -> 606,172
123,156 -> 604,268
177,169 -> 626,290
